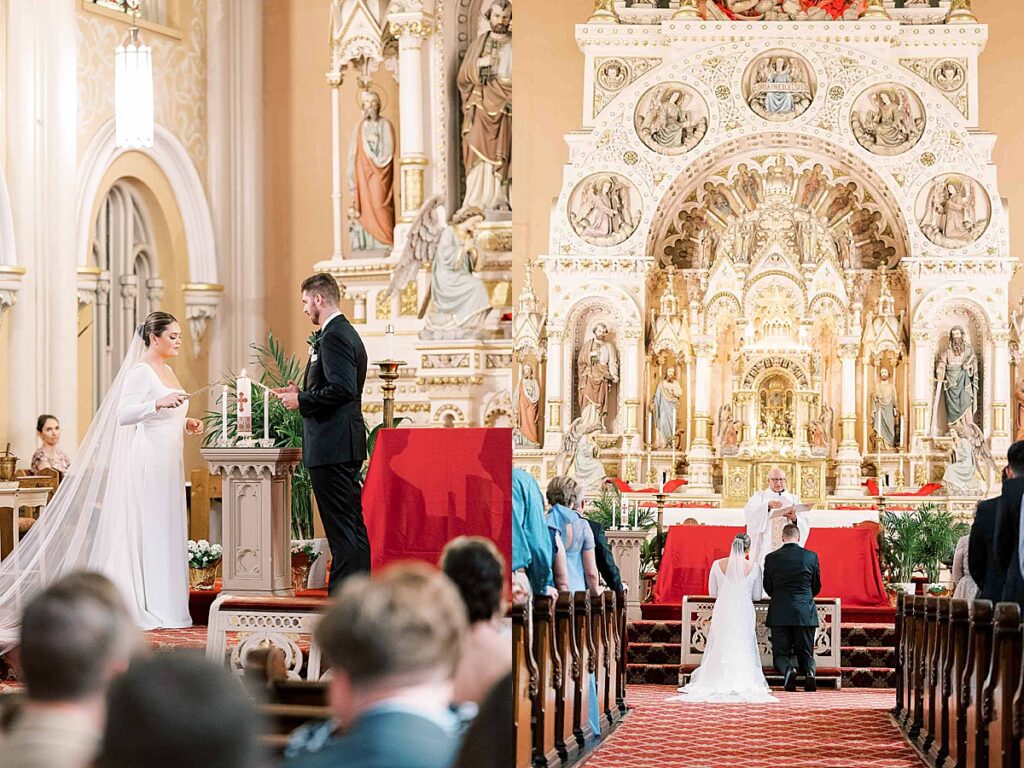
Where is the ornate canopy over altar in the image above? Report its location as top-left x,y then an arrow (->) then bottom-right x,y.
514,0 -> 1015,508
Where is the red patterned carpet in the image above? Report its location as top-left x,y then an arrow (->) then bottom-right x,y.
582,685 -> 923,768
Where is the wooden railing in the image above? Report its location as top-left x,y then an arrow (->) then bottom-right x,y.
512,590 -> 629,768
894,593 -> 1024,768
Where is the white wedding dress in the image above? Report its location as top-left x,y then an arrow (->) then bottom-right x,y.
0,332 -> 192,654
669,539 -> 778,704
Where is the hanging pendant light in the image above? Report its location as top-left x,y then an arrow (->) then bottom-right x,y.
115,6 -> 153,149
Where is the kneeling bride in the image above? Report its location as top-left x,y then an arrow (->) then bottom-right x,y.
669,533 -> 777,704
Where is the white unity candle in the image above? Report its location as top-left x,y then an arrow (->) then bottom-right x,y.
221,385 -> 229,444
236,370 -> 253,437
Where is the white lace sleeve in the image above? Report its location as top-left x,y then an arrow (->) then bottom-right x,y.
117,366 -> 160,426
708,562 -> 721,597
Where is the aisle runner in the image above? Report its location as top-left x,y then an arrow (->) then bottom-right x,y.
582,685 -> 923,768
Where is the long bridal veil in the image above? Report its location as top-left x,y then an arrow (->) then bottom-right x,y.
0,330 -> 155,653
670,537 -> 778,704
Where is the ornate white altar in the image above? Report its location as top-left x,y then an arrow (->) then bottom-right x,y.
514,1 -> 1011,510
319,1 -> 512,430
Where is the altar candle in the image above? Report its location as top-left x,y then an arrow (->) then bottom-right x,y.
646,450 -> 652,484
661,471 -> 667,494
386,323 -> 395,361
236,369 -> 253,437
671,445 -> 677,479
263,385 -> 270,442
647,413 -> 653,446
221,385 -> 228,444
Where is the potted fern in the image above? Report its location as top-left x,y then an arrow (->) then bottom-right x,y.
916,503 -> 969,595
880,509 -> 923,596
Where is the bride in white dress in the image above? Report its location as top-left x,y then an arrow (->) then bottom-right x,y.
669,533 -> 778,704
0,312 -> 203,651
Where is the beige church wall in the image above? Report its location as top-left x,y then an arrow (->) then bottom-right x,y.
77,151 -> 209,474
76,0 -> 208,187
262,0 -> 399,358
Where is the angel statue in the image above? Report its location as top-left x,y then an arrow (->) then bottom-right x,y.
556,403 -> 607,493
637,86 -> 707,154
385,195 -> 493,339
920,176 -> 981,247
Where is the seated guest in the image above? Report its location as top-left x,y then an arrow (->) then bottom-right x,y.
284,563 -> 467,768
972,462 -> 1020,602
30,415 -> 70,475
450,672 -> 512,768
94,652 -> 265,768
0,573 -> 138,768
951,531 -> 978,600
440,537 -> 512,705
996,441 -> 1024,607
546,475 -> 602,740
512,468 -> 554,603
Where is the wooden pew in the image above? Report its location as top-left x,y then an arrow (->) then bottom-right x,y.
573,591 -> 595,749
965,599 -> 995,768
909,596 -> 926,739
895,592 -> 906,723
602,590 -> 621,729
512,602 -> 537,768
554,592 -> 580,765
533,594 -> 562,768
590,591 -> 608,737
946,598 -> 971,768
615,589 -> 628,720
242,646 -> 332,753
927,597 -> 951,767
918,596 -> 939,753
985,602 -> 1022,768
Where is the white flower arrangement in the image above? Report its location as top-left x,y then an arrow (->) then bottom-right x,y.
187,539 -> 224,569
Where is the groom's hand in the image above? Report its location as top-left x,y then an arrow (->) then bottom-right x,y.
270,381 -> 299,395
270,381 -> 300,411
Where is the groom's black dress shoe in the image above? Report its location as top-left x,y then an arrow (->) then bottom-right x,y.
783,669 -> 797,692
804,673 -> 817,692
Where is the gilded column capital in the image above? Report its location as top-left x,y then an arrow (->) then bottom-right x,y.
910,329 -> 933,345
992,326 -> 1011,345
837,341 -> 861,361
325,71 -> 343,89
388,13 -> 435,39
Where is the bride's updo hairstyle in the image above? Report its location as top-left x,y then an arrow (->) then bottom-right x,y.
734,533 -> 751,552
139,311 -> 178,347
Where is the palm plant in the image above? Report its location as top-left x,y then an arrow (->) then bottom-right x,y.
880,509 -> 923,584
916,503 -> 969,583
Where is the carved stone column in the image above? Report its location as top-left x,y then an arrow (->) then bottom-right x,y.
184,283 -> 225,357
606,529 -> 645,622
543,326 -> 566,451
145,277 -> 165,311
992,326 -> 1011,454
119,275 -> 139,336
201,447 -> 303,596
327,71 -> 344,262
835,339 -> 863,495
911,329 -> 934,444
686,337 -> 716,492
388,12 -> 433,221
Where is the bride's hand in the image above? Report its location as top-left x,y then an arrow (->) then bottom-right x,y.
185,418 -> 204,435
156,392 -> 186,410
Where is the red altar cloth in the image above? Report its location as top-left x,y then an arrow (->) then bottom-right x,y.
653,524 -> 888,607
362,428 -> 511,571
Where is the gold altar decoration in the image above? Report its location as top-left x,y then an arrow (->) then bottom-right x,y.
945,0 -> 978,25
861,0 -> 890,21
722,458 -> 826,507
672,0 -> 701,20
589,0 -> 620,24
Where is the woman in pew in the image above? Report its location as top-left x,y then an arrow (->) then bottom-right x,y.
951,531 -> 978,600
545,475 -> 602,741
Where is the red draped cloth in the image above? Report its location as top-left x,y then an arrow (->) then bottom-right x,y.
362,428 -> 511,570
653,524 -> 888,607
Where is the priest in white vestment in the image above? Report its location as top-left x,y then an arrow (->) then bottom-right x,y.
744,467 -> 811,571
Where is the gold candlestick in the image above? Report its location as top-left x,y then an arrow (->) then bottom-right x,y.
653,491 -> 668,568
861,0 -> 890,20
373,360 -> 405,429
672,0 -> 700,20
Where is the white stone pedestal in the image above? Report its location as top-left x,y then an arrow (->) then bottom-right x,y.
606,529 -> 646,623
201,447 -> 302,596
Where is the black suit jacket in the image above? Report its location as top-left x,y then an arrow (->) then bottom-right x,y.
996,476 -> 1024,604
969,496 -> 1004,602
587,520 -> 623,593
298,314 -> 368,468
763,543 -> 821,628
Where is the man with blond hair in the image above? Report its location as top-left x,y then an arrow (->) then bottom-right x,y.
284,563 -> 467,768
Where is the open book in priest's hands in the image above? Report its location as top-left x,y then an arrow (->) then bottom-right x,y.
770,503 -> 813,518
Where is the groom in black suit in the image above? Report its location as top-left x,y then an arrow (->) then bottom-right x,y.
273,273 -> 370,593
763,523 -> 822,692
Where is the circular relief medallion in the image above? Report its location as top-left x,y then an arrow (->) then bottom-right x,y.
850,84 -> 926,157
915,174 -> 991,248
743,51 -> 816,122
634,83 -> 709,156
930,60 -> 965,92
597,59 -> 630,92
568,173 -> 641,247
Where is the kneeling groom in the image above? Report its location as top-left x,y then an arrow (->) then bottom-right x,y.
763,523 -> 822,692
